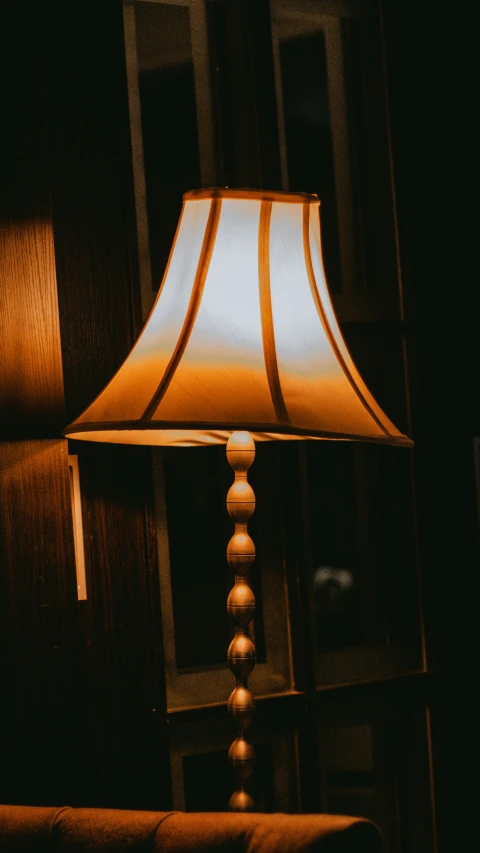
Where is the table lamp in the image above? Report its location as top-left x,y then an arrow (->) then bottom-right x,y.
63,187 -> 412,811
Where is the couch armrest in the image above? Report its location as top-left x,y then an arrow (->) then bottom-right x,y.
0,805 -> 383,852
154,811 -> 383,852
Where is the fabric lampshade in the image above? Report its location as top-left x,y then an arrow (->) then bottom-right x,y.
63,188 -> 412,448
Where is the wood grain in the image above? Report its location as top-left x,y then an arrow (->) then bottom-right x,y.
0,6 -> 65,436
46,2 -> 143,423
0,221 -> 65,434
0,5 -> 171,810
72,441 -> 172,809
0,439 -> 82,804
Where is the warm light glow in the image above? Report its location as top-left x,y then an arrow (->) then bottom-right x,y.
64,188 -> 412,448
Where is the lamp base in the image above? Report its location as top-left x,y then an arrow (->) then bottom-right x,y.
226,431 -> 256,811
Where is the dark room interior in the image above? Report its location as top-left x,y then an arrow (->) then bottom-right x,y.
0,2 -> 477,851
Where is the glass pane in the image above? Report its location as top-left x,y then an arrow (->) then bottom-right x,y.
271,0 -> 401,312
305,330 -> 422,683
208,0 -> 282,189
183,742 -> 274,812
342,14 -> 398,298
170,714 -> 299,812
163,445 -> 230,669
317,690 -> 436,853
278,28 -> 341,293
163,444 -> 267,670
134,1 -> 201,291
308,442 -> 361,650
309,444 -> 419,653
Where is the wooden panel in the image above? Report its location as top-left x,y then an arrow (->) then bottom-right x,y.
0,438 -> 172,810
0,7 -> 65,435
45,2 -> 143,421
0,440 -> 82,804
0,4 -> 171,812
71,441 -> 172,810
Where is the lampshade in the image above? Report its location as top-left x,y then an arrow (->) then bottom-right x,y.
63,188 -> 411,448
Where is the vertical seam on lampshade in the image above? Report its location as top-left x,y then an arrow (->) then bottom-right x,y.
142,198 -> 222,420
259,201 -> 290,425
302,204 -> 390,436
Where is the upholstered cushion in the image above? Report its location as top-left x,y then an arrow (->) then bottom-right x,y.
52,808 -> 177,851
0,806 -> 66,851
154,811 -> 383,852
0,807 -> 175,851
0,806 -> 383,852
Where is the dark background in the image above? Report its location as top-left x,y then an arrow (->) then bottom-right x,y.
0,2 -> 477,850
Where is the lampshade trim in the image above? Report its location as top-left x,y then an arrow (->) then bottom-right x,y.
259,201 -> 290,424
141,197 -> 222,420
302,205 -> 390,437
64,419 -> 413,446
183,187 -> 319,204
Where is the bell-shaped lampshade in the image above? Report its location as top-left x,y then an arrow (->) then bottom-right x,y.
63,188 -> 412,448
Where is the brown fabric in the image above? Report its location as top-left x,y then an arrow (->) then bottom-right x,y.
0,807 -> 176,852
52,808 -> 177,851
0,806 -> 383,852
0,806 -> 66,850
154,812 -> 383,852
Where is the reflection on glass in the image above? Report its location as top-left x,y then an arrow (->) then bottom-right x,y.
134,1 -> 201,290
308,330 -> 419,663
313,564 -> 356,645
308,442 -> 363,650
183,742 -> 274,812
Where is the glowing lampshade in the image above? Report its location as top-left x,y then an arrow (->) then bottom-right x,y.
63,188 -> 411,449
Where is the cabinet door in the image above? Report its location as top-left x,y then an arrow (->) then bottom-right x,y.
124,2 -> 436,842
